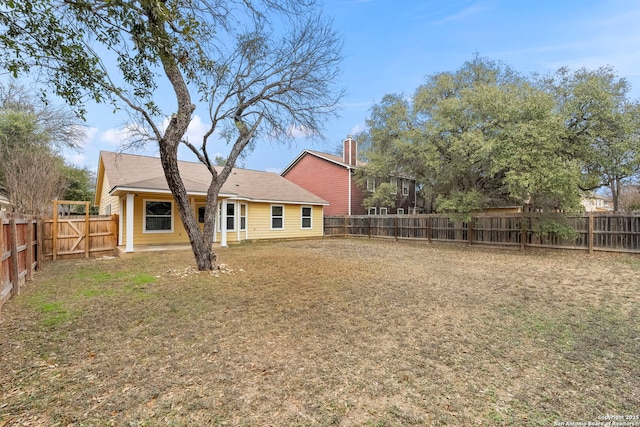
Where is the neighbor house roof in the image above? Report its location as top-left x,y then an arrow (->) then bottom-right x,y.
95,151 -> 328,205
280,149 -> 366,175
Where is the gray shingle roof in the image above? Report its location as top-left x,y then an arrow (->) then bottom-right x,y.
100,151 -> 328,205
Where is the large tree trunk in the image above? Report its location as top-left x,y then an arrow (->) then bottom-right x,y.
610,177 -> 621,213
158,141 -> 218,270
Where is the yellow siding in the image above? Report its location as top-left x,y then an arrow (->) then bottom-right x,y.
132,194 -> 190,245
121,193 -> 324,247
243,203 -> 323,241
98,173 -> 120,215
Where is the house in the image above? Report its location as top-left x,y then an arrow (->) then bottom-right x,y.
281,136 -> 421,215
94,151 -> 328,253
581,194 -> 613,212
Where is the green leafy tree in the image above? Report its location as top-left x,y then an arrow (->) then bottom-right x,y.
542,67 -> 640,211
0,0 -> 344,270
358,56 -> 588,218
355,94 -> 416,211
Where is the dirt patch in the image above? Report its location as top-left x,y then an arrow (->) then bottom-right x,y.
1,238 -> 639,426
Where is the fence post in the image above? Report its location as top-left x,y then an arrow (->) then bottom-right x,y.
0,215 -> 4,293
52,200 -> 58,261
520,213 -> 526,251
85,201 -> 90,258
394,215 -> 398,241
468,217 -> 474,245
588,213 -> 594,254
36,218 -> 43,269
26,219 -> 34,281
9,218 -> 20,297
427,216 -> 432,243
343,215 -> 348,237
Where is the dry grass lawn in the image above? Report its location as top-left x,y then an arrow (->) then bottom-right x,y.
1,238 -> 639,426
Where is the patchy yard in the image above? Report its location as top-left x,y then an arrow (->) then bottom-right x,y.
1,238 -> 639,426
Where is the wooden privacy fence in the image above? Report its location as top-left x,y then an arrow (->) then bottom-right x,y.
42,213 -> 118,261
324,213 -> 640,254
0,213 -> 38,312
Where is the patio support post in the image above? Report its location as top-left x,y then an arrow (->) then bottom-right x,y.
126,193 -> 134,253
221,199 -> 228,247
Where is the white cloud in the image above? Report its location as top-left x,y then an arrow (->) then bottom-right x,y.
350,123 -> 365,135
100,127 -> 129,147
64,153 -> 86,167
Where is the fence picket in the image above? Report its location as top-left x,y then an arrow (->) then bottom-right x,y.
324,213 -> 640,254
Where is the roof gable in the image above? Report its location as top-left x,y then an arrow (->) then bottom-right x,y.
281,149 -> 366,176
97,151 -> 328,205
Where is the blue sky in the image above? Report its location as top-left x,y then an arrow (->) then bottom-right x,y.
64,0 -> 640,174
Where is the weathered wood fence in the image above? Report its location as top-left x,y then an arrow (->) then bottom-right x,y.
42,213 -> 118,261
1,209 -> 118,313
324,213 -> 640,254
0,213 -> 38,312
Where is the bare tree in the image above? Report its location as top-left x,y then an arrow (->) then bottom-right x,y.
0,81 -> 86,151
0,0 -> 344,270
0,146 -> 67,216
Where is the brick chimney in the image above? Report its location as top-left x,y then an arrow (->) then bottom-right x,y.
343,135 -> 357,166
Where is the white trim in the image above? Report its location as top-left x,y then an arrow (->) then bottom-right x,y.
301,206 -> 312,229
281,150 -> 354,176
109,186 -> 327,206
348,168 -> 352,216
380,207 -> 388,215
125,194 -> 134,252
221,199 -> 228,247
239,203 -> 247,241
226,201 -> 236,232
397,208 -> 405,215
402,179 -> 410,196
271,204 -> 285,230
368,207 -> 376,215
119,197 -> 124,247
142,199 -> 174,234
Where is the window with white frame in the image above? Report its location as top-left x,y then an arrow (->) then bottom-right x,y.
144,200 -> 173,233
390,177 -> 397,194
240,204 -> 247,231
271,205 -> 284,229
105,204 -> 111,215
226,202 -> 235,231
366,178 -> 376,192
402,179 -> 410,196
301,206 -> 312,229
380,207 -> 388,215
397,208 -> 405,215
368,207 -> 376,215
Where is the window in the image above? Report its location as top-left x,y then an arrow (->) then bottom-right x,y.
380,207 -> 388,215
144,200 -> 173,233
226,202 -> 235,231
301,206 -> 312,229
402,179 -> 410,196
198,206 -> 206,223
390,177 -> 398,194
366,178 -> 376,192
240,204 -> 247,231
271,205 -> 284,229
397,208 -> 405,215
368,207 -> 376,215
105,204 -> 111,215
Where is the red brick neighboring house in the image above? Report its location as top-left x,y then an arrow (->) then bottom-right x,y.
282,136 -> 421,215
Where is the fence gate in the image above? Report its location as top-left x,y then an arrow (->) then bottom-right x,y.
43,200 -> 118,261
